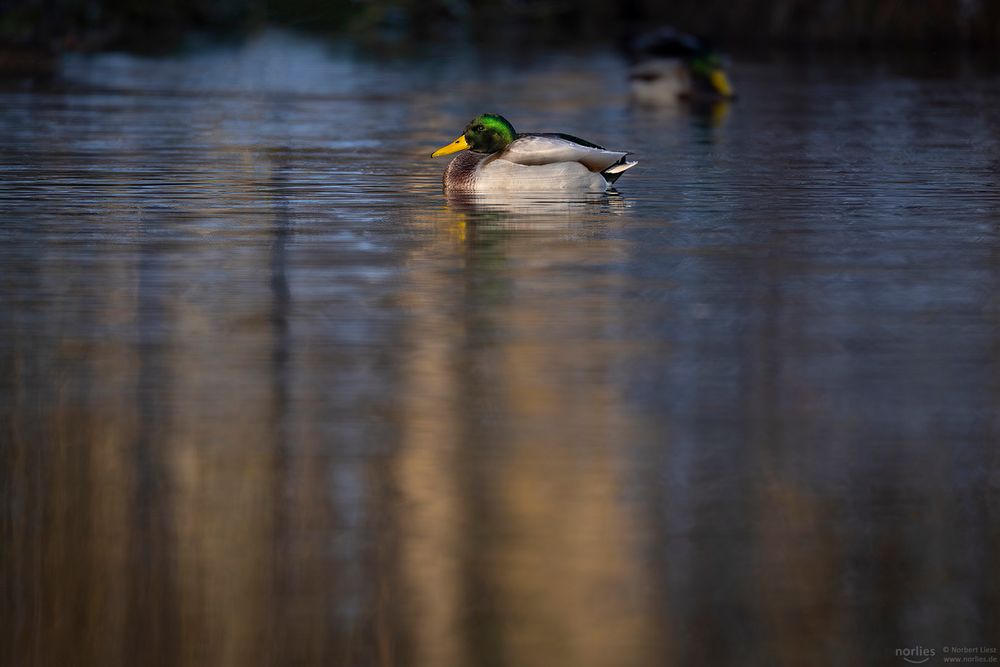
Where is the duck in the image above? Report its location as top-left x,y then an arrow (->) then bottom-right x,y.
431,114 -> 637,192
625,27 -> 735,106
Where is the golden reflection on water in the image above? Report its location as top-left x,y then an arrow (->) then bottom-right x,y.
3,197 -> 662,667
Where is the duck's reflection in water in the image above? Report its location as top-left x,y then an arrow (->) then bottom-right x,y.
629,98 -> 733,131
436,190 -> 628,240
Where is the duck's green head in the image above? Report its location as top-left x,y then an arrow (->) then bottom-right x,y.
689,54 -> 734,98
432,114 -> 517,157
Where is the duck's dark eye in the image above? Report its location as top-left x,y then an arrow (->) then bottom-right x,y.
474,125 -> 484,132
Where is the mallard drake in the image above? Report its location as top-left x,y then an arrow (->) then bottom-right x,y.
431,114 -> 637,192
626,28 -> 735,106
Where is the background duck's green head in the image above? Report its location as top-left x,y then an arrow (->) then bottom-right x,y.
432,114 -> 517,157
688,54 -> 734,98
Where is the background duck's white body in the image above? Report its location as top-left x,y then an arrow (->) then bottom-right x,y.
629,58 -> 691,106
443,134 -> 636,193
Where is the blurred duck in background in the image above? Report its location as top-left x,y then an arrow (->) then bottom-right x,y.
626,27 -> 735,106
431,114 -> 638,192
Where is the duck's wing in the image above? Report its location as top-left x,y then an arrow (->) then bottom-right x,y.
498,134 -> 628,173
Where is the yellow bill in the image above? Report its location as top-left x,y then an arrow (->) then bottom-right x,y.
432,134 -> 470,157
710,69 -> 734,98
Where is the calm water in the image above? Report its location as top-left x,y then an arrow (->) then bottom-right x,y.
2,30 -> 1000,667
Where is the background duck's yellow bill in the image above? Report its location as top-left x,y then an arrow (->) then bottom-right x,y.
710,70 -> 734,97
432,135 -> 469,157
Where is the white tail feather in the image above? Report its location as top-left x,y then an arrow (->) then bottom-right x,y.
604,160 -> 638,175
602,160 -> 638,184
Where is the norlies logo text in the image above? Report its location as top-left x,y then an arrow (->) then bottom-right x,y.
897,646 -> 936,664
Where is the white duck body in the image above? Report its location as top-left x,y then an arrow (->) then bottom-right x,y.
443,134 -> 637,193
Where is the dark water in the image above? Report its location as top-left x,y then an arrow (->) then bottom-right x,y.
2,30 -> 1000,667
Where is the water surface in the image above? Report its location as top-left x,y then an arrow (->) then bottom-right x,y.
2,31 -> 1000,667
